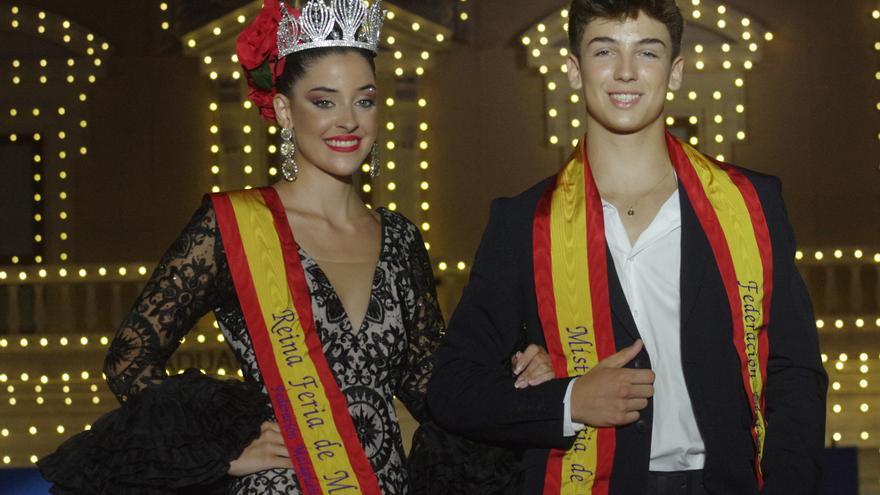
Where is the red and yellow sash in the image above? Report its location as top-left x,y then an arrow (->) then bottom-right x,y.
212,188 -> 381,495
533,132 -> 773,493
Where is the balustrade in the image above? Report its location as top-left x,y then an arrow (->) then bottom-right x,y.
0,247 -> 878,469
0,248 -> 877,335
795,248 -> 880,316
0,264 -> 152,335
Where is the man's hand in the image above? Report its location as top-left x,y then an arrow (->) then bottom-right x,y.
570,340 -> 654,427
512,344 -> 556,388
228,421 -> 294,477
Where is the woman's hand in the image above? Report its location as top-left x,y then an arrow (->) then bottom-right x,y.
228,421 -> 294,477
511,344 -> 556,388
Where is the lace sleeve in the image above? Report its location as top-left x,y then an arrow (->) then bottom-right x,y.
103,201 -> 232,402
396,221 -> 445,423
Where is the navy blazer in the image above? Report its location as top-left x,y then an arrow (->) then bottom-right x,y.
427,168 -> 827,495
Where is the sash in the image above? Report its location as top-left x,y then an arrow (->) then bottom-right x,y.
211,188 -> 381,495
533,132 -> 773,493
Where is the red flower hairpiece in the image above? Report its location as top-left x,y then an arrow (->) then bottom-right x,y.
236,0 -> 299,122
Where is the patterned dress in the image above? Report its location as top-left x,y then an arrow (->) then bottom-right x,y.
103,198 -> 445,494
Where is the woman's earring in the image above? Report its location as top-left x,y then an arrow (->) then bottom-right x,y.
280,128 -> 298,182
369,142 -> 380,179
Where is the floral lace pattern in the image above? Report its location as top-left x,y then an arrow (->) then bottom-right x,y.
104,200 -> 444,494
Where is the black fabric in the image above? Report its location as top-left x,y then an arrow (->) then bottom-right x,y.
408,421 -> 519,495
38,370 -> 269,495
428,168 -> 827,494
407,308 -> 536,494
647,470 -> 708,495
98,198 -> 447,493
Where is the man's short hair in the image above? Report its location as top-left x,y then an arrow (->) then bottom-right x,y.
568,0 -> 684,59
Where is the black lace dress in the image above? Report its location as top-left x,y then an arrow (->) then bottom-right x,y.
40,199 -> 445,494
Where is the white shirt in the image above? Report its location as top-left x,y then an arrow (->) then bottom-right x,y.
562,190 -> 706,471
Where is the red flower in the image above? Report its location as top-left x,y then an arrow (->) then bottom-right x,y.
236,0 -> 296,122
247,83 -> 281,121
237,0 -> 281,72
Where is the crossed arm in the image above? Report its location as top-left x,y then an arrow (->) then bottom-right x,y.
427,199 -> 655,449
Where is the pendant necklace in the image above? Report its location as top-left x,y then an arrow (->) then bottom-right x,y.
625,167 -> 673,217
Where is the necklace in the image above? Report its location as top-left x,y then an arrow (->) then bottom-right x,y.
624,167 -> 673,217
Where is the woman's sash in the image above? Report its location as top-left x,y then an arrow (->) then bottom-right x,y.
211,188 -> 381,495
533,132 -> 773,494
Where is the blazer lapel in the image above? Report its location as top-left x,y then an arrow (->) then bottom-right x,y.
604,187 -> 712,344
606,245 -> 641,342
679,183 -> 713,330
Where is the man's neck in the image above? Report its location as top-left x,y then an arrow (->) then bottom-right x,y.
585,118 -> 672,194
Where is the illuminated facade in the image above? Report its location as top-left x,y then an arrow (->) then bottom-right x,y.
0,0 -> 877,492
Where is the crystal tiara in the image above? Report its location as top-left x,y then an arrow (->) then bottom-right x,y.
278,0 -> 385,57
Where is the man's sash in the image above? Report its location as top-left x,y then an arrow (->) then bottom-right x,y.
533,132 -> 772,493
211,188 -> 381,495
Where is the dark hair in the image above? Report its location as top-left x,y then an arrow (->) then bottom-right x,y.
568,0 -> 684,59
275,47 -> 376,96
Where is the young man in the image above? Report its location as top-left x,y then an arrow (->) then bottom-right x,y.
427,1 -> 827,494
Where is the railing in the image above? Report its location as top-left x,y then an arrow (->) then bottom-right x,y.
0,247 -> 878,469
0,261 -> 473,334
794,247 -> 880,316
0,263 -> 153,335
0,247 -> 877,334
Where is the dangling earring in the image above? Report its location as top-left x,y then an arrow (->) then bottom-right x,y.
369,142 -> 380,179
280,128 -> 298,182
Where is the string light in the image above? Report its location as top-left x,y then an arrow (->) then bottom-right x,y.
3,7 -> 110,263
874,8 -> 880,169
417,96 -> 432,240
456,0 -> 471,25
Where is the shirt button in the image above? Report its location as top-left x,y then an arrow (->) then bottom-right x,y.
632,309 -> 640,318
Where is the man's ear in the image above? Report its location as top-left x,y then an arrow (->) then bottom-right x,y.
566,54 -> 583,91
667,55 -> 684,91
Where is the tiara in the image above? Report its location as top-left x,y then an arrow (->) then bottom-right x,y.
278,0 -> 385,57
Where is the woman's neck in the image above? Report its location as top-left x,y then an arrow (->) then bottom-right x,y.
272,162 -> 367,224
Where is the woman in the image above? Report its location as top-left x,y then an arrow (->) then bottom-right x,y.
41,0 -> 442,493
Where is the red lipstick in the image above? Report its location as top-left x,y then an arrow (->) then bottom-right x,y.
324,134 -> 362,153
